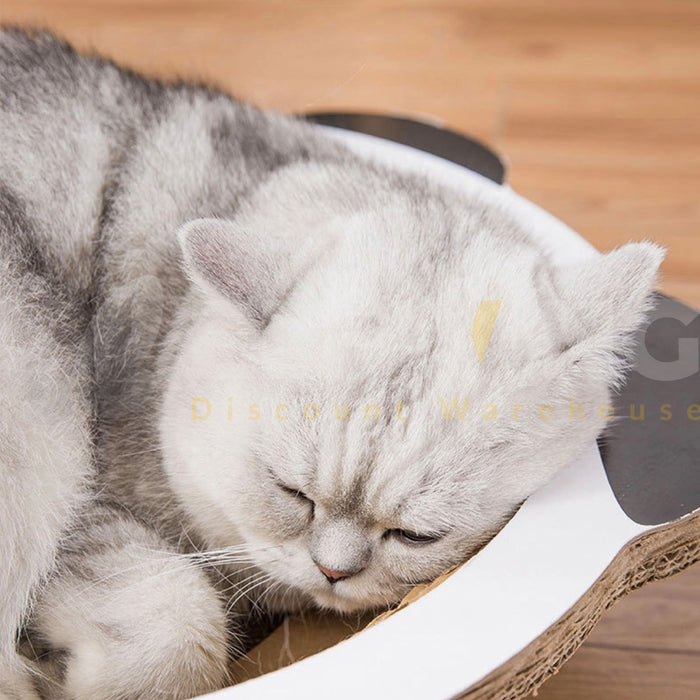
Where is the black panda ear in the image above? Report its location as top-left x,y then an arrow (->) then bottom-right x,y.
178,217 -> 305,328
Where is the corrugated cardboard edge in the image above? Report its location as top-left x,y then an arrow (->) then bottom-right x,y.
461,509 -> 700,699
233,511 -> 700,695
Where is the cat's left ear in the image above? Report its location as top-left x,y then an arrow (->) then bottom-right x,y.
177,217 -> 317,328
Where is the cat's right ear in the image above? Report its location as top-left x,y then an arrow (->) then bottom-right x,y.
546,242 -> 664,386
177,217 -> 310,329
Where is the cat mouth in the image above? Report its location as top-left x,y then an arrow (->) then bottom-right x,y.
308,581 -> 394,614
313,592 -> 369,613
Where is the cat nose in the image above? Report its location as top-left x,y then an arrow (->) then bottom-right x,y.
314,561 -> 355,583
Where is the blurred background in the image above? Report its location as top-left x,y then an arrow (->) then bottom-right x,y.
1,1 -> 698,698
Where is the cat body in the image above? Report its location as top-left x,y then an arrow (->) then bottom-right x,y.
0,29 -> 662,699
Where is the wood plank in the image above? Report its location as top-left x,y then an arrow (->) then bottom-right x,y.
533,645 -> 700,700
533,564 -> 700,698
584,562 -> 700,653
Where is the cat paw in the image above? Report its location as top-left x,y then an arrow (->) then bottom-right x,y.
59,624 -> 230,700
58,599 -> 230,700
32,542 -> 232,699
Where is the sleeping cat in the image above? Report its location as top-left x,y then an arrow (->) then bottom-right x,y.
0,28 -> 662,700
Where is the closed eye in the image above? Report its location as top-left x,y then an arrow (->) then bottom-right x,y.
385,529 -> 443,545
278,482 -> 314,506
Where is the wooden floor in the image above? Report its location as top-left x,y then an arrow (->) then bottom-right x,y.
1,1 -> 698,697
535,563 -> 700,699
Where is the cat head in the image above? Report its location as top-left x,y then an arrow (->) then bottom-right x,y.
159,162 -> 663,613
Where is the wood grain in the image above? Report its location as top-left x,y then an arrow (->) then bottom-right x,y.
0,1 -> 698,697
535,564 -> 700,699
533,644 -> 700,700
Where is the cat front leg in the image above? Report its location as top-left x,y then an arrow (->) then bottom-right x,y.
29,504 -> 232,700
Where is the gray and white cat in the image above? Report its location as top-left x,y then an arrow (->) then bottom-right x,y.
0,28 -> 662,700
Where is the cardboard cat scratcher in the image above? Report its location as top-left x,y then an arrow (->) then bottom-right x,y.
197,115 -> 700,700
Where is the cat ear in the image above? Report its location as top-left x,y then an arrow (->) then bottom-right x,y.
551,242 -> 664,379
177,217 -> 312,328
